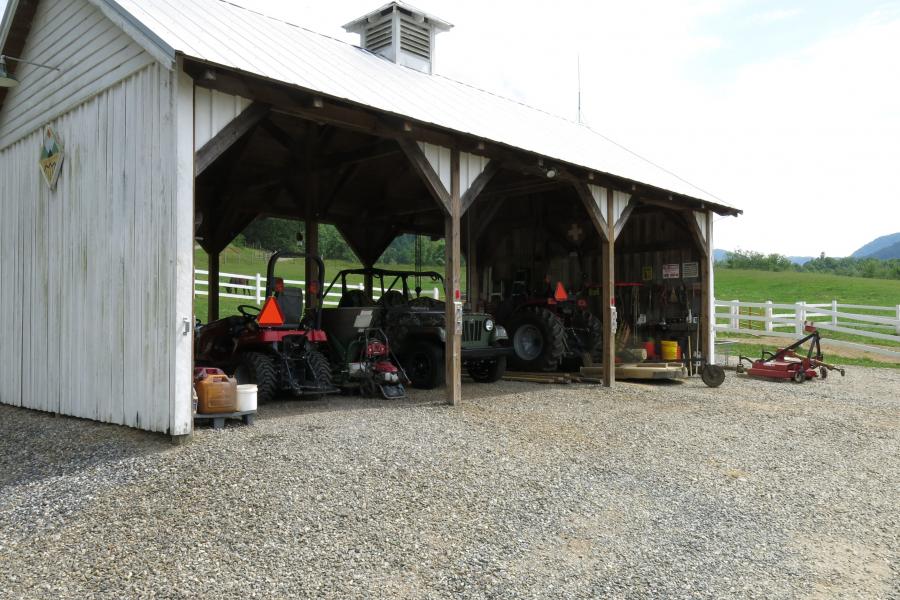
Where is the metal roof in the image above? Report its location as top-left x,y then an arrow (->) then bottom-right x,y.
109,0 -> 738,214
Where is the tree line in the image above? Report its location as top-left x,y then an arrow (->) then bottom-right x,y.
718,250 -> 900,280
237,218 -> 445,266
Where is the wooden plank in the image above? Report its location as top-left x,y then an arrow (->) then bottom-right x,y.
445,149 -> 462,405
461,160 -> 498,214
208,251 -> 220,321
195,103 -> 269,176
602,188 -> 616,387
613,198 -> 638,241
572,181 -> 609,241
398,138 -> 451,215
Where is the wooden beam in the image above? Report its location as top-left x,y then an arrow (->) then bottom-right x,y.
473,196 -> 507,239
461,160 -> 499,214
445,149 -> 462,406
305,128 -> 320,307
602,188 -> 616,388
195,103 -> 269,176
397,138 -> 451,215
682,210 -> 710,258
572,181 -> 609,242
613,198 -> 638,241
208,251 -> 220,322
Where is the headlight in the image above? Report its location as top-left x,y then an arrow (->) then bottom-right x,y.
484,319 -> 494,332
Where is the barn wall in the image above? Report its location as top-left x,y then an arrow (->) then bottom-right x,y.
194,87 -> 252,148
0,0 -> 156,148
0,60 -> 188,434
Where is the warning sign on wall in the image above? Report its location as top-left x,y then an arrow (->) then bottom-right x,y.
642,266 -> 653,281
682,262 -> 700,279
662,263 -> 680,279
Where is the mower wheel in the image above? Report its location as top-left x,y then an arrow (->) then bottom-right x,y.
234,352 -> 277,403
304,349 -> 334,397
508,307 -> 566,372
820,367 -> 828,380
403,341 -> 445,389
701,364 -> 726,388
793,370 -> 806,383
467,356 -> 507,383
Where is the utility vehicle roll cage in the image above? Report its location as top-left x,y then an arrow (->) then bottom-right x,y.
324,267 -> 444,301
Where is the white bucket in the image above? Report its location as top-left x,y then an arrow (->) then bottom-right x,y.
236,384 -> 258,412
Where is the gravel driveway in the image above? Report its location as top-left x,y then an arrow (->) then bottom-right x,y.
1,368 -> 898,599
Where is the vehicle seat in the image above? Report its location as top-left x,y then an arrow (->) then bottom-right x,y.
339,289 -> 372,308
378,290 -> 406,308
276,287 -> 304,324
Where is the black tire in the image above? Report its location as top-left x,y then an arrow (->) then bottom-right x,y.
403,341 -> 445,389
507,307 -> 566,372
574,310 -> 603,362
304,349 -> 333,397
793,370 -> 806,383
701,364 -> 726,388
234,352 -> 277,403
467,355 -> 507,383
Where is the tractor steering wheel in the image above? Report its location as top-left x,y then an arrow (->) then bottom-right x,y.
238,304 -> 261,318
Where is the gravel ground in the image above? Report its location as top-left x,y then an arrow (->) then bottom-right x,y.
1,368 -> 898,599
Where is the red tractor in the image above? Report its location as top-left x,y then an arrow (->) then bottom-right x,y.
194,251 -> 336,403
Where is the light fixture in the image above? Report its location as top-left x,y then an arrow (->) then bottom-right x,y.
0,57 -> 16,88
0,55 -> 62,89
545,167 -> 558,179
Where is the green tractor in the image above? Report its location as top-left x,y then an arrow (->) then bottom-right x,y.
325,268 -> 511,388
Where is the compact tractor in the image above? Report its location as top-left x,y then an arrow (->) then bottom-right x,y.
194,251 -> 337,403
325,268 -> 511,389
491,270 -> 602,372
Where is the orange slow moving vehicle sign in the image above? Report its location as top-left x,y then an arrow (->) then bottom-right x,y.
257,296 -> 285,326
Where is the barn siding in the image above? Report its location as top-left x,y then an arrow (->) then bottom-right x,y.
0,59 -> 190,434
194,87 -> 251,149
0,0 -> 155,148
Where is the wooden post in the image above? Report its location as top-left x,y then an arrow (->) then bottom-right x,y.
832,300 -> 838,327
765,300 -> 774,332
730,301 -> 739,330
208,250 -> 220,322
796,301 -> 806,334
363,266 -> 374,300
601,188 -> 616,388
445,150 -> 462,405
468,235 -> 479,309
305,218 -> 319,308
895,305 -> 900,336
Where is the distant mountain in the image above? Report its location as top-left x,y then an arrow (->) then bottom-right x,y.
713,249 -> 813,265
865,240 -> 900,260
852,233 -> 900,258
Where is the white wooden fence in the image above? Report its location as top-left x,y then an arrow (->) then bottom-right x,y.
194,269 -> 440,307
714,299 -> 900,359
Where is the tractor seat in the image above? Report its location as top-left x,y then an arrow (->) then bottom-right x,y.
339,289 -> 373,308
276,287 -> 304,325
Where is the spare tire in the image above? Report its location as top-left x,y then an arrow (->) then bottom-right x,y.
507,307 -> 566,372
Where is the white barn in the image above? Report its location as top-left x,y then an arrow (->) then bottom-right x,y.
0,0 -> 739,436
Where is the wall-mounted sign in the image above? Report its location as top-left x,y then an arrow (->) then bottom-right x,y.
662,263 -> 680,279
39,126 -> 64,190
682,262 -> 699,279
642,266 -> 653,281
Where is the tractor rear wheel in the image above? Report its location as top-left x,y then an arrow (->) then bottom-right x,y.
508,307 -> 566,372
304,349 -> 333,397
234,352 -> 277,403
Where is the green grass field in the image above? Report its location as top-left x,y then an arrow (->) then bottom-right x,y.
714,269 -> 900,306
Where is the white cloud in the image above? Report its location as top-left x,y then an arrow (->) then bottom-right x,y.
749,8 -> 802,24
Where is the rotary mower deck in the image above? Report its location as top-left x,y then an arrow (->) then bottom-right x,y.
736,325 -> 846,383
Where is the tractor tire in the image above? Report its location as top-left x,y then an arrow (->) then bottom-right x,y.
560,310 -> 603,371
234,352 -> 278,404
507,307 -> 566,372
304,349 -> 334,397
467,356 -> 507,383
403,341 -> 445,389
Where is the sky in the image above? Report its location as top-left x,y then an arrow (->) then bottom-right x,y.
3,0 -> 899,256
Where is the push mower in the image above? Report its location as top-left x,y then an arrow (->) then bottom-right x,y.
736,323 -> 846,383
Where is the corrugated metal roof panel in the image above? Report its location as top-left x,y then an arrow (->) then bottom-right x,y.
112,0 -> 737,212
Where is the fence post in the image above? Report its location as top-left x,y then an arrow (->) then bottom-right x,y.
765,300 -> 773,332
831,299 -> 838,327
896,305 -> 900,336
795,300 -> 806,334
255,273 -> 263,305
729,300 -> 739,330
434,287 -> 440,299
